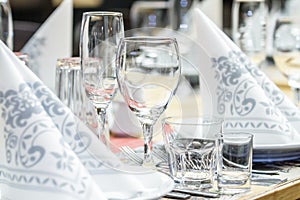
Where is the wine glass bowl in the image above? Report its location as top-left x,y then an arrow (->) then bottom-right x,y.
116,36 -> 181,166
82,58 -> 117,108
80,11 -> 124,145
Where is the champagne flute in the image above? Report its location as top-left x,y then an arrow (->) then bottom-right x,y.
0,0 -> 13,50
116,36 -> 181,166
80,12 -> 124,145
273,16 -> 300,107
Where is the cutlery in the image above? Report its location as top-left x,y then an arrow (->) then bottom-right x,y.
172,188 -> 220,198
252,169 -> 280,175
120,146 -> 143,165
164,192 -> 191,199
251,175 -> 288,186
253,162 -> 291,173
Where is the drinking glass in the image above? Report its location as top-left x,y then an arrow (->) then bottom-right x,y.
273,16 -> 300,107
232,0 -> 268,66
55,57 -> 84,118
0,0 -> 13,50
217,132 -> 253,194
80,12 -> 124,145
162,116 -> 223,189
116,36 -> 181,166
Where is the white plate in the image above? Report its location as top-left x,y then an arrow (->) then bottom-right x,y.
253,150 -> 300,162
253,132 -> 300,162
95,169 -> 174,200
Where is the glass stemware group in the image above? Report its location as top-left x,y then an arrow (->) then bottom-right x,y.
80,11 -> 181,167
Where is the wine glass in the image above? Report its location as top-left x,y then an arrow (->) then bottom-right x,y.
116,36 -> 181,166
232,0 -> 268,66
0,0 -> 13,50
273,16 -> 300,107
80,12 -> 124,145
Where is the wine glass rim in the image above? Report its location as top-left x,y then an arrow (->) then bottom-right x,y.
122,36 -> 177,43
83,11 -> 123,17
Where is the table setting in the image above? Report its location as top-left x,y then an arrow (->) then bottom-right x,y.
2,0 -> 300,199
0,38 -> 180,199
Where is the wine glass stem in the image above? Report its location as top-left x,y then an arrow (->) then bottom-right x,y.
142,123 -> 154,166
96,107 -> 109,146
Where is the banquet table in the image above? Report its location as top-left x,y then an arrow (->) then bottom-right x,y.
111,130 -> 300,199
159,71 -> 300,199
110,62 -> 300,199
5,1 -> 300,198
110,130 -> 300,200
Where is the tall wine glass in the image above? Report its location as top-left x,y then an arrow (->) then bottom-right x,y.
116,37 -> 181,166
80,12 -> 124,145
273,16 -> 300,107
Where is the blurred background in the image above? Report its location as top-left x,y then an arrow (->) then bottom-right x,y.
8,0 -> 263,55
10,0 -> 292,58
11,0 -> 134,54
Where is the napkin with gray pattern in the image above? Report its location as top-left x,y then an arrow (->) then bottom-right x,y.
188,8 -> 300,146
0,40 -> 151,199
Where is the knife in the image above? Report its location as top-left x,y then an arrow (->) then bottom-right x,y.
172,188 -> 220,198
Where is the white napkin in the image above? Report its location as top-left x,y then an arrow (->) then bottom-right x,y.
185,8 -> 300,146
21,0 -> 73,91
195,0 -> 222,28
0,40 -> 158,199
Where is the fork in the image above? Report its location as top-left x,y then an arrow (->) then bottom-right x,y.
120,146 -> 143,165
152,146 -> 168,162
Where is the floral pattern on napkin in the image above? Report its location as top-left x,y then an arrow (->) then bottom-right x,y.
211,50 -> 298,137
0,80 -> 105,198
189,8 -> 300,142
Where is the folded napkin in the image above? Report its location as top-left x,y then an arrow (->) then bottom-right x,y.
185,8 -> 300,145
0,40 -> 159,199
21,0 -> 73,91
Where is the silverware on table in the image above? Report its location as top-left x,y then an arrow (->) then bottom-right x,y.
164,191 -> 191,199
251,175 -> 288,186
171,188 -> 220,198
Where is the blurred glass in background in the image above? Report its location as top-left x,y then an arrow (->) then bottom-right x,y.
0,0 -> 13,49
272,0 -> 300,107
232,0 -> 268,66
